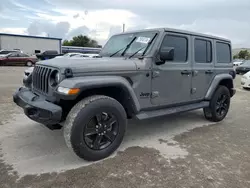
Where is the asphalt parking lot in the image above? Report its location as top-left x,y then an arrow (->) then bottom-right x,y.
0,67 -> 250,188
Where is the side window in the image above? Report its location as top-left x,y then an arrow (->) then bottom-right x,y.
9,52 -> 19,57
194,39 -> 212,63
216,42 -> 231,63
160,35 -> 188,62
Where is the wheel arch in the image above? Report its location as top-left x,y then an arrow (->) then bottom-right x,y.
58,76 -> 140,119
205,74 -> 235,100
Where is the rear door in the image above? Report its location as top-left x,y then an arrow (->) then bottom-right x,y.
19,53 -> 30,65
191,36 -> 215,100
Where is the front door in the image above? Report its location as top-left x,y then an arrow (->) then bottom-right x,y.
151,32 -> 192,106
191,36 -> 215,100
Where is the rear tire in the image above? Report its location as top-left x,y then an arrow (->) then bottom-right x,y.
63,95 -> 127,161
203,86 -> 231,122
26,61 -> 33,67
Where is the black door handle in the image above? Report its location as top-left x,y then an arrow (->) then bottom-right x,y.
205,70 -> 213,74
181,70 -> 191,75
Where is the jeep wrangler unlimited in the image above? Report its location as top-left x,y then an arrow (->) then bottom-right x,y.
13,28 -> 236,161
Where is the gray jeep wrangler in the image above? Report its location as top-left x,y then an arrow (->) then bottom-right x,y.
13,28 -> 236,161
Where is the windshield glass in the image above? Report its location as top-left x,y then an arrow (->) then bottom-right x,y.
100,31 -> 158,57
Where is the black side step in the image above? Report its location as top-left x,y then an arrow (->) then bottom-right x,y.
136,101 -> 209,120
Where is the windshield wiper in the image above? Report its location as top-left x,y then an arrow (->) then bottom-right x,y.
109,36 -> 137,57
128,33 -> 158,59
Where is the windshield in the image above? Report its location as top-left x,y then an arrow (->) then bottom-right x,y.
100,31 -> 158,57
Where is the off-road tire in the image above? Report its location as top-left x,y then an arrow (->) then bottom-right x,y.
203,85 -> 231,122
63,95 -> 127,161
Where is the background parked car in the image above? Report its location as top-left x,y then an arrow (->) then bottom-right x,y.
54,52 -> 83,58
23,67 -> 34,88
233,60 -> 244,66
0,51 -> 38,66
73,53 -> 101,58
235,60 -> 250,74
0,49 -> 22,56
36,50 -> 63,60
241,71 -> 250,89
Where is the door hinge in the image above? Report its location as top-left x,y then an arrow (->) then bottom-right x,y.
151,91 -> 159,98
152,71 -> 160,78
191,88 -> 197,94
192,70 -> 198,76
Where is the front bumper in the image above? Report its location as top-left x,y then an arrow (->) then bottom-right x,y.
13,87 -> 62,125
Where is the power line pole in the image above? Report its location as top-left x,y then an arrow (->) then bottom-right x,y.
123,23 -> 125,32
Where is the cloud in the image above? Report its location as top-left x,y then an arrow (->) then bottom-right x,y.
27,21 -> 70,38
65,26 -> 90,39
1,0 -> 250,48
43,0 -> 250,48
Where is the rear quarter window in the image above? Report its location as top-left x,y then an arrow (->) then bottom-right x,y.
216,42 -> 231,63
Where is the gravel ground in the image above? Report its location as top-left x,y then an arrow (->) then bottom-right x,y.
0,66 -> 250,188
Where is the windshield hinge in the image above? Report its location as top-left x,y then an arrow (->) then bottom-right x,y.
152,71 -> 160,78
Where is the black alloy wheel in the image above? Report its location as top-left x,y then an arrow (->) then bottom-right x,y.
203,86 -> 231,122
84,112 -> 118,150
215,94 -> 230,118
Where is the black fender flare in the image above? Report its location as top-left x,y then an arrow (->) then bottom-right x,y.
56,76 -> 141,113
205,74 -> 234,100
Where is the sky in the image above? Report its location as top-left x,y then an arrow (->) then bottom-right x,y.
0,0 -> 250,48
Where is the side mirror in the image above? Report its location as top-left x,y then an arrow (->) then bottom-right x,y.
160,47 -> 174,62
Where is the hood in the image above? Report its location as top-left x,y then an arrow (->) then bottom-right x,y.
37,57 -> 137,73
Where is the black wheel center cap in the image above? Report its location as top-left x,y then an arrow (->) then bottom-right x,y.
96,124 -> 108,134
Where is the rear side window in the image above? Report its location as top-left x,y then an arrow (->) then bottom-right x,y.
20,53 -> 29,57
194,39 -> 212,63
160,35 -> 188,62
43,50 -> 58,55
216,42 -> 231,63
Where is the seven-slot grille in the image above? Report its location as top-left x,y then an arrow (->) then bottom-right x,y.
32,65 -> 52,94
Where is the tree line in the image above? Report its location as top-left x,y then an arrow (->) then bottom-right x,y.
233,49 -> 250,60
62,35 -> 102,48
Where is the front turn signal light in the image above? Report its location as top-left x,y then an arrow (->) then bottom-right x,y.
57,87 -> 80,95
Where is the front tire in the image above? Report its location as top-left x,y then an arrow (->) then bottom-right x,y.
203,86 -> 231,122
63,95 -> 127,161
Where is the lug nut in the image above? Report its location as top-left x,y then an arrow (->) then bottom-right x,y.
96,125 -> 99,128
104,131 -> 106,134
